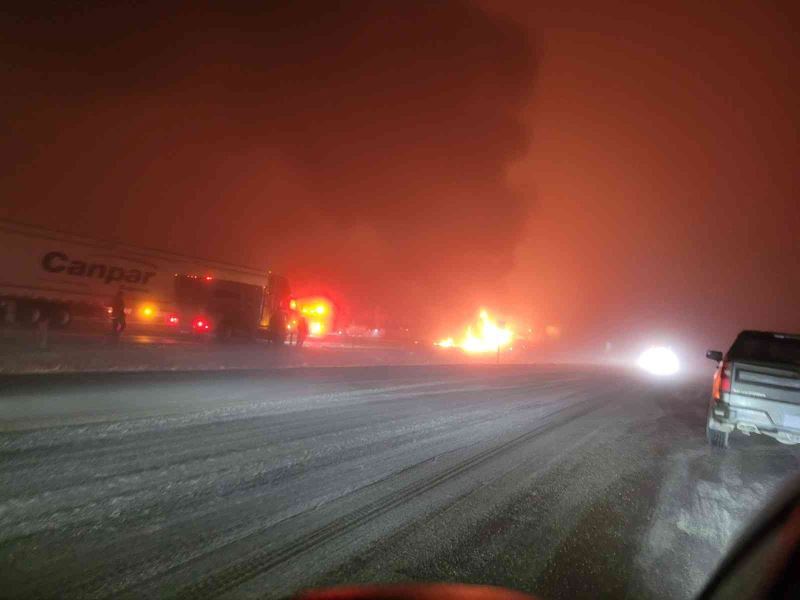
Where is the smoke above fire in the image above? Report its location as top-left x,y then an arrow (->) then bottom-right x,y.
1,1 -> 537,328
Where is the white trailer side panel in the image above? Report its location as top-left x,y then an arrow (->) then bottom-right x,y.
0,220 -> 269,313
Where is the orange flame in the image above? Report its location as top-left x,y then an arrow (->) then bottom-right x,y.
436,309 -> 513,353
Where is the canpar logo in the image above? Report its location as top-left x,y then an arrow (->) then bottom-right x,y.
41,251 -> 156,285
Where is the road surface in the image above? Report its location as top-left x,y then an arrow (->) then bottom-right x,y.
0,321 -> 437,374
1,365 -> 798,599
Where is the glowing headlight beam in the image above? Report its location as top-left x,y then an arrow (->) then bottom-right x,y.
637,346 -> 679,376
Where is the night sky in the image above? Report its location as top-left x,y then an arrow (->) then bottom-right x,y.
2,1 -> 798,355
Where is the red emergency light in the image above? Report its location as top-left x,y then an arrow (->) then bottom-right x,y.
192,316 -> 211,332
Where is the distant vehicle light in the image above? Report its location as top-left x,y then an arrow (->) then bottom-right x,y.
637,346 -> 679,376
192,317 -> 211,332
204,275 -> 213,281
166,314 -> 180,325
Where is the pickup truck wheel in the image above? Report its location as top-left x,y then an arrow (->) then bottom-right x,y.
707,426 -> 730,449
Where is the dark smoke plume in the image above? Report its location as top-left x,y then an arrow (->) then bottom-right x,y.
2,1 -> 535,325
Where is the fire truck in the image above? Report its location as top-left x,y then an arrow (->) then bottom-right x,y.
0,219 -> 292,340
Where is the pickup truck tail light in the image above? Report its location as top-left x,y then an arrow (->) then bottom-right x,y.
713,360 -> 732,400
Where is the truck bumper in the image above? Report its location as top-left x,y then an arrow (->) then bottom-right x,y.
708,401 -> 800,445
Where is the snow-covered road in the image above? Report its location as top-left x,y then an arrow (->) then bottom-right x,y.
1,365 -> 798,599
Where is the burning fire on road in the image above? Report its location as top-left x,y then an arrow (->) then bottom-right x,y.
436,309 -> 514,354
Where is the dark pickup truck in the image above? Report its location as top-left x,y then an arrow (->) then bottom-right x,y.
706,330 -> 800,448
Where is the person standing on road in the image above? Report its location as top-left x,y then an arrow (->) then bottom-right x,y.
110,289 -> 126,340
296,316 -> 309,348
287,319 -> 296,346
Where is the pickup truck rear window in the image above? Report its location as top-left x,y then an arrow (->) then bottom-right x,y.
729,333 -> 800,366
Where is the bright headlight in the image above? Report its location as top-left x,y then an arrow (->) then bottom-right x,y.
637,346 -> 679,376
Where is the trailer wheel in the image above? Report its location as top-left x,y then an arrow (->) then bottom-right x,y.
50,306 -> 72,329
17,302 -> 42,327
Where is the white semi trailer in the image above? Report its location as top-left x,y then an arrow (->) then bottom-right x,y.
0,219 -> 291,339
